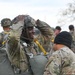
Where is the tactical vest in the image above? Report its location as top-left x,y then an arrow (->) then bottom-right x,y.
22,41 -> 48,75
6,32 -> 48,75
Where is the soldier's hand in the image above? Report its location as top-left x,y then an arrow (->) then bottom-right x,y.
8,30 -> 20,41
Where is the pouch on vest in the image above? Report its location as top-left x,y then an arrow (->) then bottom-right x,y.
29,55 -> 48,75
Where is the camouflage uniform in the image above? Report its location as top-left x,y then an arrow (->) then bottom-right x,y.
6,15 -> 54,75
0,18 -> 15,75
69,30 -> 75,53
44,46 -> 75,75
0,18 -> 12,48
1,18 -> 11,27
36,19 -> 54,53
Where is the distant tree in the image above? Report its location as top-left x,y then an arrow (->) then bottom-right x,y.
62,0 -> 75,20
57,0 -> 75,26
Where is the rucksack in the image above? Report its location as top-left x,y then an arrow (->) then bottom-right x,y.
29,55 -> 48,75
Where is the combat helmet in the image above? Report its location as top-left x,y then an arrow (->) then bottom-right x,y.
24,15 -> 36,28
1,18 -> 11,27
11,15 -> 36,30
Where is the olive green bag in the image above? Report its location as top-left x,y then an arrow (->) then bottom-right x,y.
29,55 -> 48,75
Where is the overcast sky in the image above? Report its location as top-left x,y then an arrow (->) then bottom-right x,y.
0,0 -> 74,32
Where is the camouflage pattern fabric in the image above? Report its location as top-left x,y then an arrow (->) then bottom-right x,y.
69,30 -> 75,53
6,15 -> 54,75
36,19 -> 53,37
7,30 -> 46,75
7,30 -> 29,72
0,31 -> 11,48
0,30 -> 15,75
1,18 -> 11,27
44,46 -> 75,75
36,19 -> 54,52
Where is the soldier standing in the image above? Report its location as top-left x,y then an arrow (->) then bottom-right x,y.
69,25 -> 75,53
0,18 -> 12,47
6,15 -> 54,75
44,31 -> 75,75
0,18 -> 15,75
52,26 -> 61,41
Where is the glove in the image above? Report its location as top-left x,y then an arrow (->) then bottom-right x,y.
8,30 -> 20,42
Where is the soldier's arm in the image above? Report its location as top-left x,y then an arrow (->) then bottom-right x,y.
7,30 -> 20,54
36,19 -> 54,40
44,53 -> 61,75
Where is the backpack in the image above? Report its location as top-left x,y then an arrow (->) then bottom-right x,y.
29,55 -> 48,75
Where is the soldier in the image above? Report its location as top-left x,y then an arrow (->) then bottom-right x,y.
69,25 -> 74,36
54,26 -> 61,36
0,18 -> 15,75
0,18 -> 12,47
52,26 -> 61,41
6,15 -> 54,75
1,18 -> 11,31
35,20 -> 54,52
49,26 -> 61,56
69,25 -> 75,53
44,31 -> 75,75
